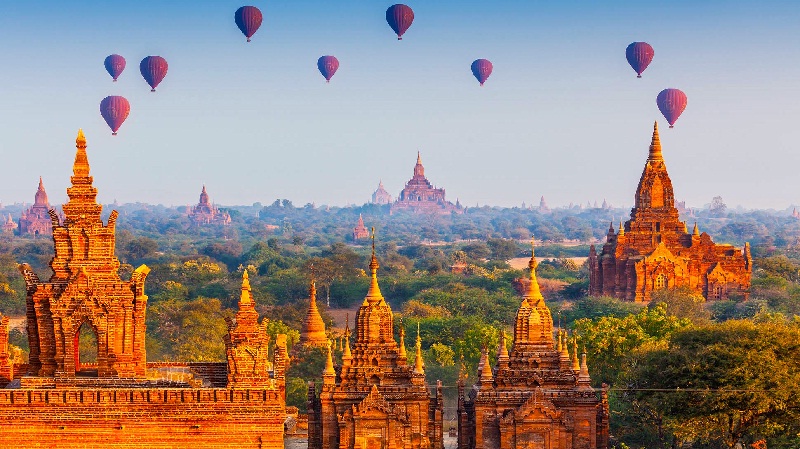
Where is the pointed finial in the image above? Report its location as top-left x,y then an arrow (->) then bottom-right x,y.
498,330 -> 509,361
579,353 -> 591,383
649,121 -> 663,161
73,129 -> 90,177
38,177 -> 44,190
323,340 -> 335,379
399,326 -> 407,359
683,221 -> 689,233
417,151 -> 422,165
618,221 -> 625,237
76,129 -> 86,147
479,346 -> 493,383
524,237 -> 544,302
240,269 -> 252,304
365,227 -> 384,304
571,337 -> 581,371
608,222 -> 615,233
693,222 -> 700,236
414,322 -> 424,374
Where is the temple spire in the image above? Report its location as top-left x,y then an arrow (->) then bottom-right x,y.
364,227 -> 384,305
571,337 -> 581,371
398,326 -> 407,359
73,129 -> 90,178
414,323 -> 424,374
323,340 -> 336,384
693,222 -> 700,236
618,221 -> 625,237
648,121 -> 663,161
525,238 -> 544,303
478,346 -> 493,384
301,267 -> 328,347
240,269 -> 252,305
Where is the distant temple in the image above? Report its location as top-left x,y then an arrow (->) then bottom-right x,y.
300,279 -> 328,348
352,214 -> 369,240
539,195 -> 550,213
589,123 -> 752,302
793,207 -> 800,219
188,185 -> 231,225
1,215 -> 16,234
391,152 -> 463,215
19,177 -> 57,236
308,235 -> 444,449
371,180 -> 392,205
5,130 -> 287,448
458,241 -> 609,449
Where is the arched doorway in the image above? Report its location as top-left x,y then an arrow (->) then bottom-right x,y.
75,322 -> 98,377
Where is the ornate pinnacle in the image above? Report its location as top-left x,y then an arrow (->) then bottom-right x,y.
525,237 -> 544,302
240,269 -> 252,305
76,129 -> 86,148
571,337 -> 581,371
414,323 -> 424,374
649,121 -> 663,161
693,222 -> 700,236
618,221 -> 625,237
323,340 -> 335,380
365,227 -> 383,304
73,129 -> 90,178
398,326 -> 407,359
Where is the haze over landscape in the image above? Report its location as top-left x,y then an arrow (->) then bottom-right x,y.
1,1 -> 799,208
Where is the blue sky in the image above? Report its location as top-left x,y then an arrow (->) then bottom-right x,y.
0,1 -> 798,209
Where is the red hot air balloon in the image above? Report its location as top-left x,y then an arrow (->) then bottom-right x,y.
100,96 -> 131,136
317,56 -> 339,83
140,56 -> 168,92
104,54 -> 126,82
471,59 -> 493,86
386,4 -> 414,40
656,88 -> 688,128
626,42 -> 654,78
235,6 -> 263,42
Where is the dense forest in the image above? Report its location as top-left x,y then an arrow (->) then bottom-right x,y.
0,201 -> 799,448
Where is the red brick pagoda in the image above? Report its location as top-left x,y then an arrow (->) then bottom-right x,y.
19,177 -> 56,236
588,123 -> 752,301
188,185 -> 231,225
391,152 -> 463,215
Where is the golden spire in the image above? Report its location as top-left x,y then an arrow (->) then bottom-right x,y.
683,221 -> 689,233
398,326 -> 407,359
578,353 -> 591,384
498,330 -> 509,361
364,227 -> 384,305
414,323 -> 424,374
649,121 -> 663,161
416,151 -> 422,165
693,222 -> 700,236
524,237 -> 544,303
342,316 -> 352,364
240,269 -> 252,305
301,267 -> 328,347
618,221 -> 625,237
571,337 -> 580,371
323,340 -> 335,382
73,129 -> 90,178
479,346 -> 493,383
556,330 -> 563,353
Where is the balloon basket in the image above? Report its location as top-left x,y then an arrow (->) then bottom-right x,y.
113,79 -> 117,82
637,75 -> 642,78
151,89 -> 156,92
247,38 -> 251,42
112,132 -> 117,136
398,37 -> 402,40
669,125 -> 674,129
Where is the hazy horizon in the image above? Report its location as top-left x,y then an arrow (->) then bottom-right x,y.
1,1 -> 799,209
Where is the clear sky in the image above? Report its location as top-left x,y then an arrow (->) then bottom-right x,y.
0,1 -> 798,209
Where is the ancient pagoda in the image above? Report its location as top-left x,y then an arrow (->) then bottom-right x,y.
391,152 -> 463,215
371,180 -> 393,205
308,231 -> 444,449
353,213 -> 369,240
300,277 -> 328,348
19,177 -> 57,236
3,131 -> 288,449
188,185 -> 231,225
588,123 -> 752,301
458,240 -> 610,449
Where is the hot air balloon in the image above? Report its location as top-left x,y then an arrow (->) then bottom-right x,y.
100,96 -> 131,136
235,6 -> 263,42
104,54 -> 126,82
140,56 -> 168,92
625,42 -> 654,78
656,88 -> 688,128
471,59 -> 493,86
386,4 -> 414,40
317,56 -> 339,83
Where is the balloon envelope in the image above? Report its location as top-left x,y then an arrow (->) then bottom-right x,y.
235,6 -> 263,42
140,56 -> 168,92
626,42 -> 654,78
386,4 -> 414,40
471,59 -> 493,86
317,56 -> 339,82
656,89 -> 688,128
100,96 -> 131,135
104,54 -> 126,82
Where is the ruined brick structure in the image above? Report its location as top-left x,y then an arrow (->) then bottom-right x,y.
391,152 -> 463,215
300,279 -> 328,348
588,123 -> 752,302
308,235 -> 444,449
188,185 -> 231,225
371,180 -> 393,205
1,214 -> 16,234
2,130 -> 287,449
19,177 -> 58,236
353,213 -> 369,240
459,241 -> 609,449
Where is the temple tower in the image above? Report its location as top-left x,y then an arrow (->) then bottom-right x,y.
19,177 -> 56,236
300,277 -> 328,348
18,130 -> 150,379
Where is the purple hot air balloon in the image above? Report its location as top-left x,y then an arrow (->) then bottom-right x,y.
104,54 -> 126,82
656,88 -> 688,128
317,56 -> 339,83
235,6 -> 263,42
471,59 -> 493,86
626,42 -> 654,78
100,96 -> 131,136
140,56 -> 168,92
386,4 -> 414,40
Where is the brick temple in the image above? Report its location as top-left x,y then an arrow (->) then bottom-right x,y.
188,185 -> 231,226
371,180 -> 393,205
1,131 -> 288,449
308,234 -> 444,449
391,152 -> 463,215
300,278 -> 328,348
458,241 -> 609,449
353,213 -> 369,240
588,123 -> 752,301
19,177 -> 58,236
